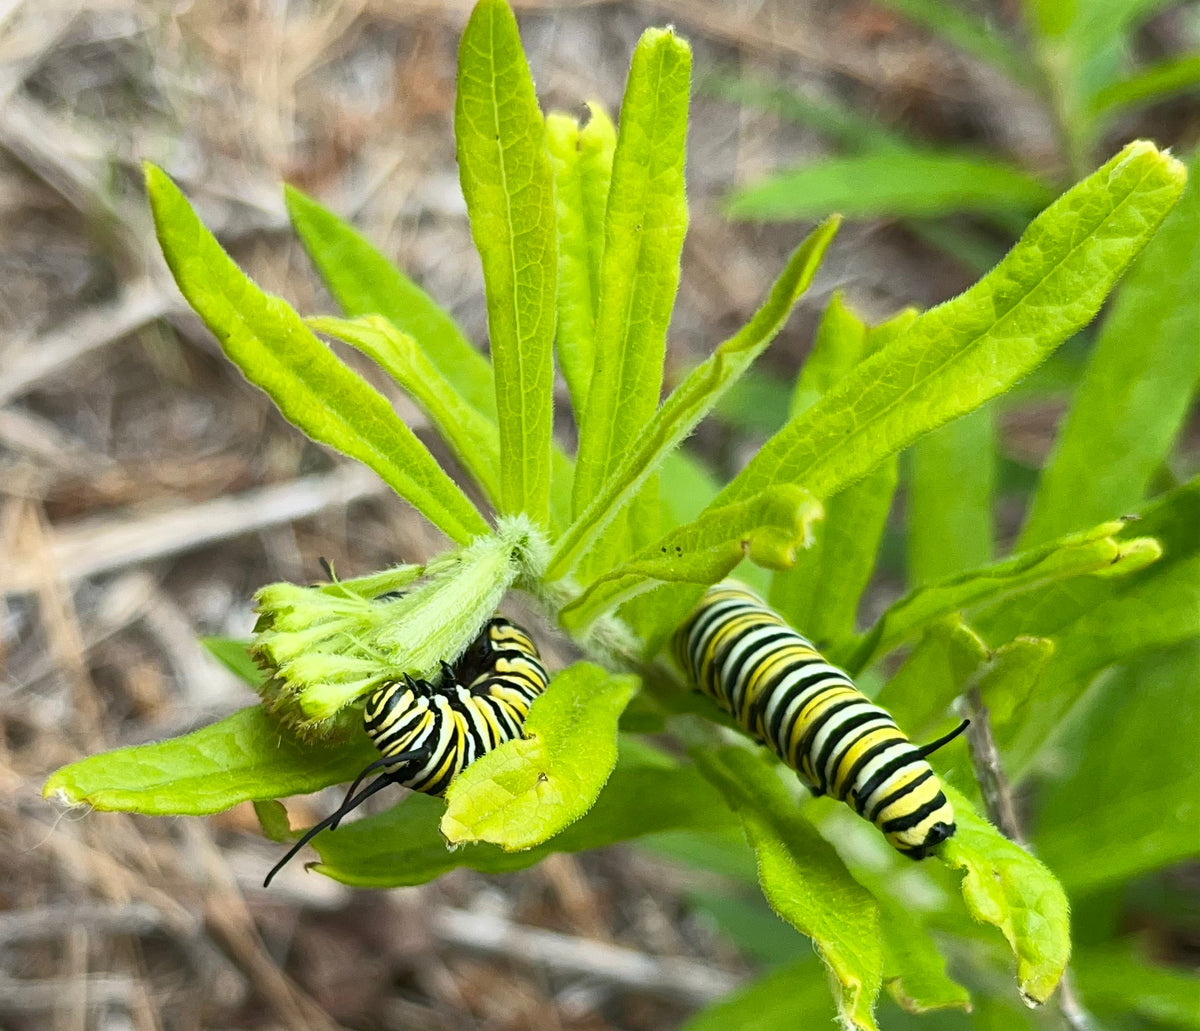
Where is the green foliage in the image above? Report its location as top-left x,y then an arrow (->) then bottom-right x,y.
42,707 -> 376,815
695,747 -> 884,1031
571,28 -> 690,537
714,141 -> 1185,512
1019,155 -> 1200,547
145,164 -> 490,547
44,2 -> 1197,1028
723,0 -> 1196,219
310,744 -> 740,888
940,787 -> 1071,1005
456,0 -> 557,525
441,662 -> 637,848
727,149 -> 1054,220
546,103 -> 615,419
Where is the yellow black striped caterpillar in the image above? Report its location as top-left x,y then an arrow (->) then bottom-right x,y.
674,583 -> 966,859
264,617 -> 549,885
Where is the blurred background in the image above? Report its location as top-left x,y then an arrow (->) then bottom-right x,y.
1,1 -> 1196,1029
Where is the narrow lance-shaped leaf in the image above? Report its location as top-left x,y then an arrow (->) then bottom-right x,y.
572,27 -> 690,519
727,148 -> 1053,221
145,164 -> 489,545
310,315 -> 503,511
907,406 -> 995,583
43,707 -> 377,816
1089,54 -> 1200,119
1035,643 -> 1200,894
1019,152 -> 1199,547
973,482 -> 1199,778
287,185 -> 576,532
441,662 -> 638,849
784,290 -> 867,415
939,786 -> 1071,1006
548,218 -> 839,581
771,294 -> 894,648
283,184 -> 497,418
846,518 -> 1161,673
456,0 -> 556,524
694,747 -> 883,1031
559,485 -> 823,632
714,141 -> 1188,511
546,104 -> 616,420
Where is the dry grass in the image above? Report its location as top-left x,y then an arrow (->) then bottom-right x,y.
2,2 -> 1192,1029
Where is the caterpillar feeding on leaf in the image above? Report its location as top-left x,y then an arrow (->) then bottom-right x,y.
674,583 -> 967,859
264,617 -> 549,886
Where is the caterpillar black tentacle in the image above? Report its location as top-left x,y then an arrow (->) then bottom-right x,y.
674,583 -> 966,859
263,617 -> 549,886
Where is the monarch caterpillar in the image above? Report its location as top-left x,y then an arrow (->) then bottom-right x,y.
263,617 -> 549,886
674,583 -> 967,859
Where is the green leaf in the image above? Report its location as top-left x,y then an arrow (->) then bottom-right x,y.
572,27 -> 690,520
310,748 -> 740,888
769,295 -> 899,648
727,149 -> 1053,221
714,141 -> 1188,512
317,562 -> 427,599
1072,941 -> 1200,1031
848,518 -> 1159,673
907,406 -> 995,583
441,662 -> 638,849
42,707 -> 376,816
974,482 -> 1199,776
548,218 -> 839,581
559,485 -> 823,632
939,786 -> 1071,1006
711,367 -> 793,437
873,617 -> 989,738
455,0 -> 556,524
310,315 -> 502,510
1019,153 -> 1199,547
200,636 -> 263,687
880,901 -> 972,1014
283,184 -> 497,418
286,187 -> 575,531
771,462 -> 896,654
977,636 -> 1057,729
1089,52 -> 1200,119
658,448 -> 720,531
253,799 -> 293,843
1021,0 -> 1179,162
939,635 -> 1057,803
683,957 -> 836,1031
546,104 -> 616,420
146,164 -> 488,545
694,747 -> 883,1031
787,291 -> 868,417
1034,643 -> 1199,893
683,888 -> 808,966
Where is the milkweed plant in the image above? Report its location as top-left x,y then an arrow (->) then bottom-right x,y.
44,2 -> 1196,1028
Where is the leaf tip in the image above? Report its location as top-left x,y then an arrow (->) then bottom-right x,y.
42,771 -> 82,807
